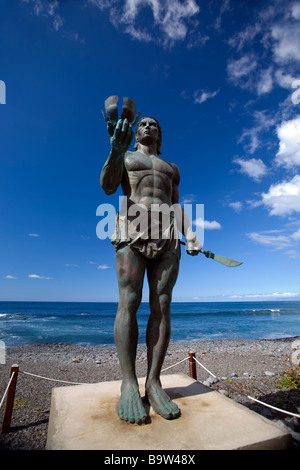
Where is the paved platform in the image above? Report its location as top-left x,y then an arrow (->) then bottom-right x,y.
46,373 -> 291,450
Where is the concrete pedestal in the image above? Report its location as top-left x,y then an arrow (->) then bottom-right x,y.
46,373 -> 291,450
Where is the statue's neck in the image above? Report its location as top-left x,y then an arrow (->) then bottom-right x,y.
136,143 -> 158,157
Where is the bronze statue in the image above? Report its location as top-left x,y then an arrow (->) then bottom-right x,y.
100,97 -> 202,424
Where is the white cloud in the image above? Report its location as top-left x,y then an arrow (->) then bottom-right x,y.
28,233 -> 40,237
158,0 -> 199,43
227,53 -> 273,97
229,292 -> 300,299
291,228 -> 300,241
22,0 -> 86,40
4,275 -> 17,279
214,0 -> 231,32
204,220 -> 221,230
256,67 -> 273,95
271,24 -> 300,63
248,223 -> 300,254
180,193 -> 197,204
53,15 -> 63,31
228,201 -> 243,212
227,54 -> 257,86
238,110 -> 277,154
90,0 -> 200,46
227,1 -> 300,101
194,217 -> 221,230
97,264 -> 110,269
28,274 -> 53,279
275,70 -> 297,89
247,231 -> 292,250
193,88 -> 219,104
187,32 -> 209,49
275,117 -> 300,168
291,2 -> 300,20
285,249 -> 300,259
64,263 -> 78,267
23,0 -> 64,31
233,157 -> 268,182
228,23 -> 261,52
87,0 -> 113,10
261,174 -> 300,216
124,24 -> 152,42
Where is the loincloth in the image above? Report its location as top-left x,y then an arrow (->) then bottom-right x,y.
111,209 -> 181,260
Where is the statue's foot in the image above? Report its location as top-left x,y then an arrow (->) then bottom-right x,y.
118,381 -> 148,424
145,379 -> 180,420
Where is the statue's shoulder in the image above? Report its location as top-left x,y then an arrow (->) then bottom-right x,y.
124,150 -> 135,158
124,150 -> 136,164
124,150 -> 148,172
124,150 -> 143,161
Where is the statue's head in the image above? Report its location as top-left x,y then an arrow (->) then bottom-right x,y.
134,117 -> 162,155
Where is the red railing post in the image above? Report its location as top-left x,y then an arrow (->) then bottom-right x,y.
189,352 -> 197,380
2,364 -> 19,434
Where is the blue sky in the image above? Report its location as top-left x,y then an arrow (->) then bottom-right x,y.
1,0 -> 300,302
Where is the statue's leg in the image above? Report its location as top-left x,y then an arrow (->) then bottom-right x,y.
145,251 -> 180,419
114,244 -> 147,424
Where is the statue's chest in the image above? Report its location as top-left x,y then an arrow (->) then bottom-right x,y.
125,152 -> 173,179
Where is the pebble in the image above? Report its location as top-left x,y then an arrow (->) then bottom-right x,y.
218,389 -> 229,397
264,371 -> 275,376
203,376 -> 218,387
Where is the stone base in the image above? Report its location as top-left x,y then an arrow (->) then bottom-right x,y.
46,373 -> 291,450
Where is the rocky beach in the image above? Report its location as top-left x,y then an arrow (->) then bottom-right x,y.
1,337 -> 300,450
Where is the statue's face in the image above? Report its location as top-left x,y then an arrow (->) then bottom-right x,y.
136,118 -> 159,145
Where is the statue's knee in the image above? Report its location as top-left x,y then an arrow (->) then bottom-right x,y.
158,292 -> 172,310
120,289 -> 142,313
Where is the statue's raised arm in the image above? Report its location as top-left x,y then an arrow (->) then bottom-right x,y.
100,119 -> 134,195
100,96 -> 139,195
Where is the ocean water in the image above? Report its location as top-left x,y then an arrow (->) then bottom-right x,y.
0,301 -> 300,347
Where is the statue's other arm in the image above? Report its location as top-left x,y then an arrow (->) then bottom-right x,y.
100,119 -> 134,195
